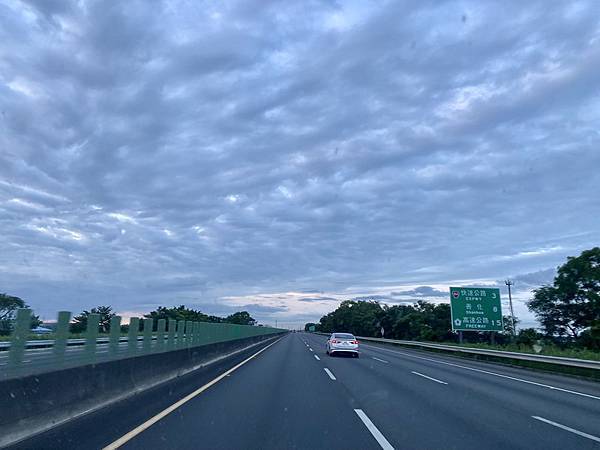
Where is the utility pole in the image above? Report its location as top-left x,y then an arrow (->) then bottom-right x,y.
505,279 -> 516,336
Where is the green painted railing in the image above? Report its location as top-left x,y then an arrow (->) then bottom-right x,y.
1,309 -> 285,380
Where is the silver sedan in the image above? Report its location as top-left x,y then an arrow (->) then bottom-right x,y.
326,332 -> 360,357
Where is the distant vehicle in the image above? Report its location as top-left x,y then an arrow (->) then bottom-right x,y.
30,326 -> 53,335
326,333 -> 359,357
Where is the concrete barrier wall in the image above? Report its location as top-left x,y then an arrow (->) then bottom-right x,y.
0,332 -> 284,448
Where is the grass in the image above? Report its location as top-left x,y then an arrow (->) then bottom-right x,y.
430,341 -> 600,362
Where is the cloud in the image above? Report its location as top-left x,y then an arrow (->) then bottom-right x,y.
239,303 -> 288,313
391,286 -> 447,298
298,296 -> 337,302
510,269 -> 556,289
1,0 -> 599,329
352,295 -> 393,302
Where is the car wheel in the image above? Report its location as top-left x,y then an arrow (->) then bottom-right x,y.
355,353 -> 359,358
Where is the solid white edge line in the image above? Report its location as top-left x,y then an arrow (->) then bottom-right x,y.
354,409 -> 394,450
102,337 -> 284,450
324,368 -> 336,380
314,354 -> 321,361
411,371 -> 448,385
361,343 -> 600,401
532,416 -> 600,443
372,356 -> 389,364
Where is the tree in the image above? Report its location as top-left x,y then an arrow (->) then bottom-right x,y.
516,328 -> 542,347
318,300 -> 383,336
145,305 -> 210,326
30,313 -> 43,329
70,306 -> 116,333
0,293 -> 24,335
225,311 -> 256,326
527,286 -> 566,337
503,315 -> 519,335
528,247 -> 600,339
144,305 -> 256,330
0,293 -> 42,335
304,322 -> 317,332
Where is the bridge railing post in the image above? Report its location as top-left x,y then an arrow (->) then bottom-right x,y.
53,311 -> 71,366
109,316 -> 121,358
84,314 -> 100,364
156,319 -> 166,352
142,318 -> 153,354
167,319 -> 176,350
176,320 -> 185,349
128,318 -> 140,356
8,309 -> 31,371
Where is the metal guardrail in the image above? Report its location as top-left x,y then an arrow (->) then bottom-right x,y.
0,309 -> 286,380
312,332 -> 600,370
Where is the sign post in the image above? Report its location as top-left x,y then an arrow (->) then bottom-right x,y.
449,287 -> 503,332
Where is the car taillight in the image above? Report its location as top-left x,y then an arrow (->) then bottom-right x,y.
331,340 -> 339,344
351,340 -> 358,344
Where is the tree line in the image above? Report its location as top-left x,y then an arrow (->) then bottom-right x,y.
307,247 -> 600,350
305,300 -> 520,345
69,305 -> 257,333
0,299 -> 257,335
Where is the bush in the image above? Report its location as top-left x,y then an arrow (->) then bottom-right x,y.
516,328 -> 542,346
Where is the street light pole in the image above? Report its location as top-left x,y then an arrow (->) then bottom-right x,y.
505,279 -> 516,336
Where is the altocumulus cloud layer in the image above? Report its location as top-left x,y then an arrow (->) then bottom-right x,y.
1,0 -> 599,327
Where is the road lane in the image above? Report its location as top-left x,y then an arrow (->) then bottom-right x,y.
356,339 -> 600,427
8,338 -> 294,450
103,339 -> 284,450
360,340 -> 600,441
359,341 -> 600,398
117,333 -> 380,450
303,332 -> 600,449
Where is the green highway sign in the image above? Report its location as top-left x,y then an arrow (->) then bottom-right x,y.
449,287 -> 503,331
308,325 -> 315,332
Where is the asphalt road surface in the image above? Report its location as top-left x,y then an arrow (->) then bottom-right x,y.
9,332 -> 600,450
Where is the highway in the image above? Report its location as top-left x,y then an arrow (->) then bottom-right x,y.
9,332 -> 600,450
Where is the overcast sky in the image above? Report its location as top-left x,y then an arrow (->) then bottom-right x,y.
1,0 -> 599,328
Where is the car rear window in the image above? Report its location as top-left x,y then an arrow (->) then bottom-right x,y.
333,333 -> 355,339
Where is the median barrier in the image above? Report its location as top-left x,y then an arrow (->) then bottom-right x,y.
0,309 -> 286,448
